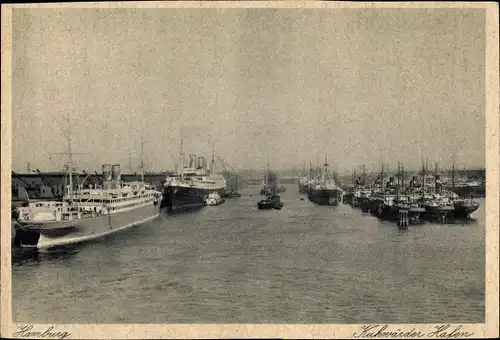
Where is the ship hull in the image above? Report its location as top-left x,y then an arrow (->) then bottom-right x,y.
359,197 -> 372,212
370,199 -> 395,219
444,185 -> 485,198
257,200 -> 283,210
423,204 -> 455,222
257,201 -> 274,210
14,201 -> 161,249
307,188 -> 343,206
164,185 -> 226,211
343,192 -> 353,205
453,202 -> 480,218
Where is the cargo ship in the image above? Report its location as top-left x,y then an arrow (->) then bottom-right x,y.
307,157 -> 343,206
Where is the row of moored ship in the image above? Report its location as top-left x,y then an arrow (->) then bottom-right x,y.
298,161 -> 482,228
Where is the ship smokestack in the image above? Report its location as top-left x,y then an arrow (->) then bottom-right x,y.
189,154 -> 196,168
435,174 -> 441,193
111,164 -> 121,188
102,164 -> 112,189
197,156 -> 205,169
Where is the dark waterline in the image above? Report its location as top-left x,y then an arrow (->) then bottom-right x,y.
12,185 -> 485,323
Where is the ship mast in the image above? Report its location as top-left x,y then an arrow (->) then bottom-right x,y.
139,131 -> 145,183
401,163 -> 405,192
179,125 -> 184,179
421,157 -> 426,199
265,161 -> 269,187
323,156 -> 329,182
264,149 -> 269,187
434,162 -> 439,194
451,152 -> 456,189
211,143 -> 215,188
316,155 -> 319,179
50,112 -> 89,201
363,164 -> 366,187
128,151 -> 133,174
380,164 -> 384,190
66,110 -> 74,202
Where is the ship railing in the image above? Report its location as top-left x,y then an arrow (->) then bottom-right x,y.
60,211 -> 79,220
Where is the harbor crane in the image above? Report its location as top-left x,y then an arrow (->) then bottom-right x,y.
217,156 -> 241,194
217,156 -> 236,174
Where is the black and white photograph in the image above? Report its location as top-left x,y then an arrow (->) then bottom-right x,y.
1,1 -> 498,339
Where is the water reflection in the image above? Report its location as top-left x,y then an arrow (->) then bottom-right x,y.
12,246 -> 80,267
11,190 -> 485,324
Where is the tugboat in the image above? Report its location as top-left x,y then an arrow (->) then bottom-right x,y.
225,189 -> 242,198
257,183 -> 284,210
204,191 -> 225,206
260,167 -> 285,195
260,166 -> 273,195
257,194 -> 283,210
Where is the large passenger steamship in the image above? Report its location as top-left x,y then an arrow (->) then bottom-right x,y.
13,164 -> 162,249
163,154 -> 226,211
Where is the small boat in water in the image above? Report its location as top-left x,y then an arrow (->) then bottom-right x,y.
204,191 -> 225,206
224,190 -> 242,198
258,194 -> 284,210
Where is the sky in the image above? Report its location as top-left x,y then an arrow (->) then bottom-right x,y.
11,7 -> 486,174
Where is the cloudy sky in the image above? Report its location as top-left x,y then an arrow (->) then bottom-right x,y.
11,7 -> 485,174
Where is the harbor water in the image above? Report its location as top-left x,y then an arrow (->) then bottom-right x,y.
12,184 -> 484,324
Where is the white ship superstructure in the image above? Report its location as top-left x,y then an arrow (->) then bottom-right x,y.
15,164 -> 162,249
